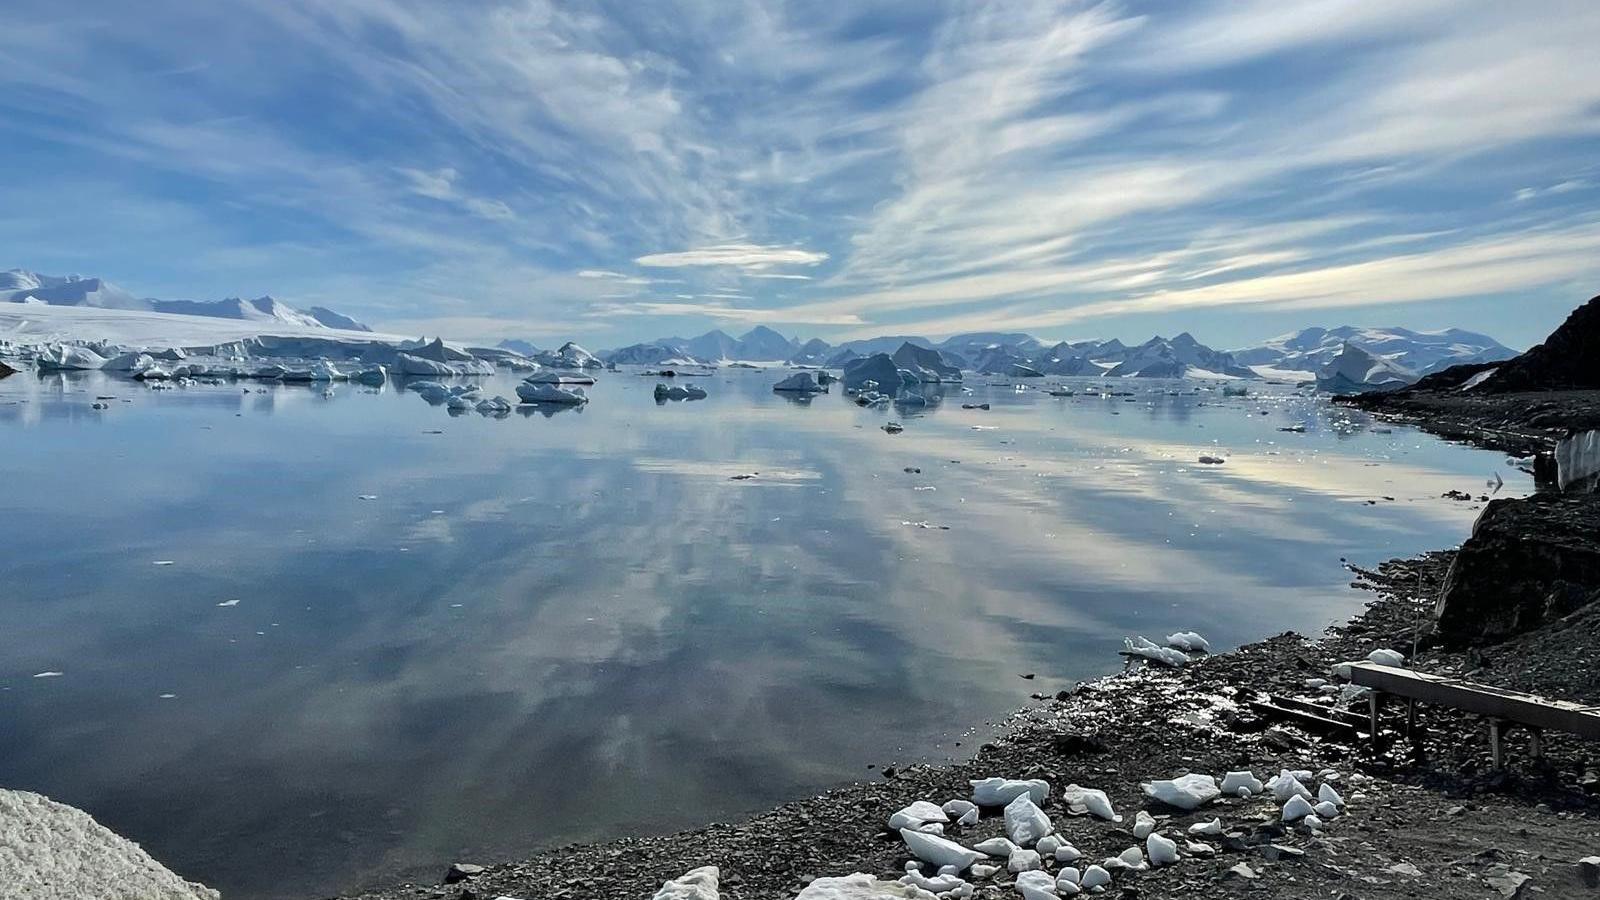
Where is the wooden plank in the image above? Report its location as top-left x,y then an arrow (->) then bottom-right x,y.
1347,663 -> 1600,740
1247,699 -> 1360,736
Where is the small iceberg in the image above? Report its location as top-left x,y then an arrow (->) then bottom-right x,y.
772,372 -> 827,393
516,382 -> 589,405
654,383 -> 707,401
1123,636 -> 1188,668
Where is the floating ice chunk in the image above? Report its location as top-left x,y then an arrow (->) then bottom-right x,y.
32,671 -> 63,678
37,344 -> 108,370
1008,848 -> 1042,873
1014,870 -> 1055,900
1187,818 -> 1223,836
1269,770 -> 1312,802
216,599 -> 240,607
1003,794 -> 1052,847
515,382 -> 589,405
795,873 -> 937,899
1165,631 -> 1211,653
475,396 -> 513,414
351,365 -> 386,386
1079,865 -> 1111,891
900,828 -> 981,872
773,372 -> 828,393
1060,784 -> 1120,822
1318,783 -> 1344,807
653,866 -> 719,900
1122,636 -> 1188,668
1220,770 -> 1262,796
1366,648 -> 1405,667
1281,795 -> 1315,822
1142,774 -> 1219,810
654,383 -> 707,401
1314,801 -> 1340,819
888,801 -> 949,831
1132,811 -> 1156,839
972,778 -> 1049,807
446,395 -> 474,411
522,371 -> 595,385
1146,833 -> 1179,867
974,838 -> 1018,858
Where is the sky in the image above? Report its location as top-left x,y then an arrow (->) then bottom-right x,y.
2,0 -> 1599,351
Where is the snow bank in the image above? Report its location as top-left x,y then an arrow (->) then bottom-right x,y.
0,788 -> 219,900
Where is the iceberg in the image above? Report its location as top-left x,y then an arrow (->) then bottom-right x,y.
772,371 -> 828,393
516,382 -> 589,405
843,353 -> 919,394
533,341 -> 602,370
37,344 -> 107,370
654,383 -> 707,401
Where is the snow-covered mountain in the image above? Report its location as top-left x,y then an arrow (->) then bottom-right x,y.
1316,343 -> 1418,394
1232,326 -> 1514,376
1106,333 -> 1256,378
2,269 -> 371,332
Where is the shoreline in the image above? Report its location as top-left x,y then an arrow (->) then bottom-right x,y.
327,392 -> 1600,900
330,549 -> 1600,900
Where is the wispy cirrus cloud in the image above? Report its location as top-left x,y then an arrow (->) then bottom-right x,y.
2,0 -> 1598,346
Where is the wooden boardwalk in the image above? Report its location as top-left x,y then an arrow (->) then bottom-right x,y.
1348,662 -> 1600,766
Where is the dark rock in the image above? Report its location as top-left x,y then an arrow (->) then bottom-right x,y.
1470,295 -> 1600,393
1052,732 -> 1108,756
1434,492 -> 1600,642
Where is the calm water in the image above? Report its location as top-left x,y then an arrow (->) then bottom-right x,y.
0,367 -> 1524,898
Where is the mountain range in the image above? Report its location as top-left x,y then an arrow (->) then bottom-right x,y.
1,270 -> 371,332
592,325 -> 1514,384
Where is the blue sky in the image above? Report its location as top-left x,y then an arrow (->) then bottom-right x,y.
2,0 -> 1598,349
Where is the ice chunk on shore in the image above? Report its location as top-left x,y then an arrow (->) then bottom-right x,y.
1556,429 -> 1600,493
1142,773 -> 1220,810
773,372 -> 828,393
1132,811 -> 1156,839
1188,818 -> 1224,836
1003,794 -> 1052,847
1366,648 -> 1405,667
653,866 -> 719,900
1146,833 -> 1179,867
1079,865 -> 1112,891
1014,870 -> 1055,900
889,801 -> 949,831
515,382 -> 589,405
1269,770 -> 1312,802
942,800 -> 977,820
1165,631 -> 1211,653
1314,800 -> 1340,819
796,873 -> 938,899
1060,784 -> 1120,822
900,828 -> 981,871
1007,848 -> 1042,873
899,871 -> 965,895
971,778 -> 1049,807
1122,636 -> 1188,668
1281,795 -> 1315,822
1318,783 -> 1344,807
973,838 -> 1018,857
1220,771 -> 1263,796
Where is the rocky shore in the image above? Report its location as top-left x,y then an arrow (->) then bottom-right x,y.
333,552 -> 1600,900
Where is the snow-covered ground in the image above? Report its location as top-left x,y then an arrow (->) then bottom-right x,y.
0,788 -> 218,900
0,303 -> 406,350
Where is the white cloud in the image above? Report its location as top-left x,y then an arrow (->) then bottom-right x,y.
635,243 -> 829,269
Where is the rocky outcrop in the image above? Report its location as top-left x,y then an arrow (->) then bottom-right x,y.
1434,492 -> 1600,642
1465,294 -> 1600,393
0,788 -> 218,900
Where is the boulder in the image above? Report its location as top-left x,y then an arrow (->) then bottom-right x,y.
1434,492 -> 1600,642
